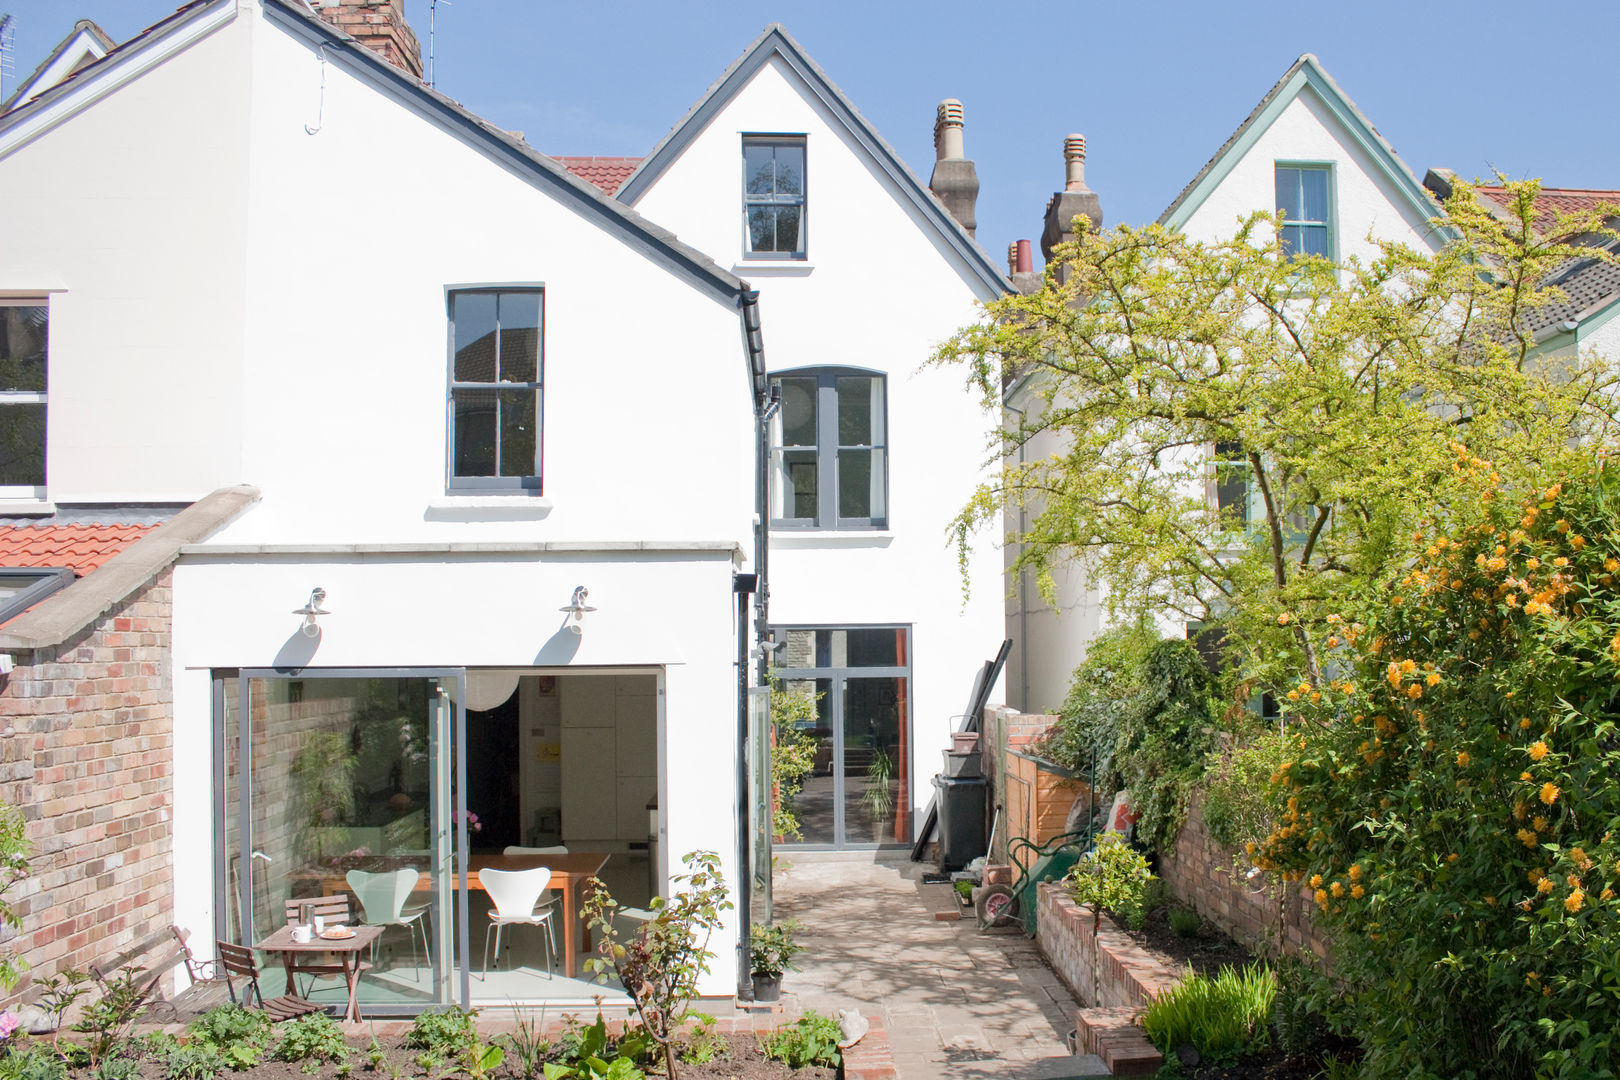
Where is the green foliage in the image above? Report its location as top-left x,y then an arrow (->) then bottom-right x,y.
0,803 -> 29,993
1067,832 -> 1157,931
93,1056 -> 140,1080
933,178 -> 1620,697
542,1020 -> 647,1080
0,1042 -> 66,1080
33,970 -> 89,1038
187,1003 -> 271,1070
769,679 -> 820,841
1112,640 -> 1221,851
501,1010 -> 550,1080
1202,732 -> 1290,854
582,851 -> 732,1080
747,919 -> 804,977
1269,955 -> 1330,1060
271,1013 -> 349,1075
758,1011 -> 841,1069
137,1032 -> 182,1059
71,968 -> 147,1067
1258,459 -> 1620,1076
1141,964 -> 1277,1063
860,747 -> 894,830
676,1014 -> 726,1066
450,1041 -> 504,1080
164,1044 -> 224,1080
1038,621 -> 1160,776
405,1007 -> 478,1060
1167,908 -> 1201,939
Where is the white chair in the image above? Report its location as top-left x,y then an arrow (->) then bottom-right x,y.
480,866 -> 558,977
503,845 -> 569,855
346,868 -> 431,979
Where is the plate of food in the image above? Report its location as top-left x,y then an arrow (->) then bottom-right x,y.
320,926 -> 355,940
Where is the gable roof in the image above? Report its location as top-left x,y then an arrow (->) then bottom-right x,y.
0,0 -> 755,316
555,156 -> 642,196
1477,186 -> 1620,237
0,17 -> 116,113
1158,53 -> 1447,244
614,24 -> 1011,299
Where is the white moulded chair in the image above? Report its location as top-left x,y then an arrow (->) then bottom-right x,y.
346,868 -> 431,980
480,866 -> 558,977
503,845 -> 569,855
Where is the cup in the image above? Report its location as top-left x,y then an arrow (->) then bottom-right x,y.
292,925 -> 313,944
313,915 -> 325,936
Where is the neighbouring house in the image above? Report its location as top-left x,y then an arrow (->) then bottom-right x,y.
1,0 -> 771,1011
1003,53 -> 1453,713
578,26 -> 1011,853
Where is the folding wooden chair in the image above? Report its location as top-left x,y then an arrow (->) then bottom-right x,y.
214,941 -> 327,1022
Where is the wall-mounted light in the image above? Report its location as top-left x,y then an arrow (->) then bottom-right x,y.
559,585 -> 596,635
292,587 -> 329,638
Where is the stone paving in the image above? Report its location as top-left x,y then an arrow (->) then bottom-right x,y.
772,851 -> 1108,1079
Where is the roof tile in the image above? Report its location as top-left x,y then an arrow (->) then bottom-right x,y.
0,524 -> 155,574
552,156 -> 642,196
1478,187 -> 1620,236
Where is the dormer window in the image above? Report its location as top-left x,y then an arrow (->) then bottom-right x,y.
743,137 -> 806,259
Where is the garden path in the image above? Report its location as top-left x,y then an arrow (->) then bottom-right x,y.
772,851 -> 1106,1079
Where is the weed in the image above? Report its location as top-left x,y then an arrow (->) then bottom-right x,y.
1167,908 -> 1201,938
758,1011 -> 840,1069
503,1008 -> 550,1080
271,1013 -> 349,1075
406,1007 -> 478,1060
1141,964 -> 1277,1063
676,1014 -> 726,1066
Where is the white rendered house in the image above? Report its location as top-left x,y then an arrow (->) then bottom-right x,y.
593,26 -> 1012,852
0,0 -> 770,1007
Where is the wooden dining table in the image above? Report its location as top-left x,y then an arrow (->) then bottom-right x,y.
292,851 -> 610,979
253,923 -> 384,1023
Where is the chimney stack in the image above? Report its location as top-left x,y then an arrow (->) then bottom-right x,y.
1041,132 -> 1103,265
929,99 -> 979,238
313,0 -> 423,81
1009,238 -> 1041,294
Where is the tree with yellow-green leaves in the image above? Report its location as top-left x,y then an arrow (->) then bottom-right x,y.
933,178 -> 1620,696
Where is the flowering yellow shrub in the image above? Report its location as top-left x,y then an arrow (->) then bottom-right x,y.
1258,453 -> 1620,1077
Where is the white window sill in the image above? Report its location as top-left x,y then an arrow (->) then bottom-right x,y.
0,500 -> 55,517
731,261 -> 815,277
425,496 -> 553,521
771,530 -> 893,548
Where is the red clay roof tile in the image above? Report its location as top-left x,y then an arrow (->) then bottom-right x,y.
553,156 -> 642,196
1478,186 -> 1620,236
0,524 -> 154,575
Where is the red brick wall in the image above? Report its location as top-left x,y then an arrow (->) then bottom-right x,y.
1035,882 -> 1181,1008
0,570 -> 174,1005
1157,795 -> 1329,963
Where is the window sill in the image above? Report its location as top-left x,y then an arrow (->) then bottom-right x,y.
771,530 -> 893,548
425,496 -> 553,522
0,500 -> 56,517
731,261 -> 815,277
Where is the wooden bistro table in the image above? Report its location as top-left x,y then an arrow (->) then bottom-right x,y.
253,923 -> 384,1023
464,852 -> 609,979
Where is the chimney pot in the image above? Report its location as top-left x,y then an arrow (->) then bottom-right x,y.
1007,242 -> 1019,276
1015,239 -> 1033,275
1065,133 -> 1088,192
934,99 -> 965,162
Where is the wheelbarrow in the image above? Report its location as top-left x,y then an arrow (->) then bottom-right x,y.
975,828 -> 1092,933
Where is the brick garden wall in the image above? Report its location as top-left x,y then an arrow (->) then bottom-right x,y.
1035,882 -> 1180,1009
0,570 -> 175,1006
1156,796 -> 1329,962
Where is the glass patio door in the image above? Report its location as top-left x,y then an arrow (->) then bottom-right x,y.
775,627 -> 911,848
223,670 -> 468,1013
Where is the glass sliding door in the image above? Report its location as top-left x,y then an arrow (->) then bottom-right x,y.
222,670 -> 465,1013
775,627 -> 911,848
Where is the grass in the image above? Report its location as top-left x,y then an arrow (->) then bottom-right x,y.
1141,963 -> 1277,1062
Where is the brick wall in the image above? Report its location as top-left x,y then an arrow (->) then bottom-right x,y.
1157,795 -> 1329,962
1035,882 -> 1180,1008
0,570 -> 174,1005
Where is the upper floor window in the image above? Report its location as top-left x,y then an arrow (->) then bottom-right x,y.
1275,165 -> 1333,259
744,137 -> 806,259
448,288 -> 542,492
0,300 -> 47,499
771,370 -> 886,528
1212,441 -> 1254,529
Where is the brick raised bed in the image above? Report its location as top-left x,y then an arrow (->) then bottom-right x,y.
1035,882 -> 1182,1009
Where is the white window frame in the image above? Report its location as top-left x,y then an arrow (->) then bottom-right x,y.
445,285 -> 544,494
0,298 -> 49,502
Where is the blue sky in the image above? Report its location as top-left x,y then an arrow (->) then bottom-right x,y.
2,1 -> 1610,269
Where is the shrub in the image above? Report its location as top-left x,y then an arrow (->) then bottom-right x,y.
404,1007 -> 477,1061
187,1005 -> 270,1071
1141,964 -> 1277,1062
1066,832 -> 1156,931
1039,621 -> 1161,777
747,919 -> 804,977
1258,455 -> 1620,1077
1201,731 -> 1290,854
272,1013 -> 348,1075
70,968 -> 147,1067
758,1011 -> 840,1069
1167,907 -> 1201,938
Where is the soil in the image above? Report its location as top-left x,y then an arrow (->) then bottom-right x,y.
75,1031 -> 834,1080
1119,903 -> 1255,979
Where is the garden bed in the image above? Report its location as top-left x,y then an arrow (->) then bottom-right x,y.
1117,904 -> 1254,980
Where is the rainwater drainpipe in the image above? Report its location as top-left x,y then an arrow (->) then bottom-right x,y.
1004,393 -> 1030,711
733,571 -> 757,998
737,288 -> 770,999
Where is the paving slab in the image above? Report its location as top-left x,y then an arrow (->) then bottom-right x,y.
771,851 -> 1106,1079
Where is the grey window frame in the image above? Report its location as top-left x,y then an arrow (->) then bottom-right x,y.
1274,162 -> 1336,261
0,567 -> 72,622
0,298 -> 48,500
445,285 -> 544,494
770,367 -> 888,530
742,135 -> 807,260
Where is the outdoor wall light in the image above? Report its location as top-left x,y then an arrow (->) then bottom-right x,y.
292,587 -> 329,637
559,585 -> 596,635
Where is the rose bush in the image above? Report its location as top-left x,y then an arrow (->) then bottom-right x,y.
1259,447 -> 1620,1078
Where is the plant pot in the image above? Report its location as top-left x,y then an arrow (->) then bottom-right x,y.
751,972 -> 782,1002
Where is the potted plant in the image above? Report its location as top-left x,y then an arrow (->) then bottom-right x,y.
748,919 -> 805,1002
862,747 -> 895,842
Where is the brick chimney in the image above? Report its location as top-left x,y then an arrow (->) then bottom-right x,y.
929,99 -> 979,238
1041,133 -> 1104,264
312,0 -> 423,81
